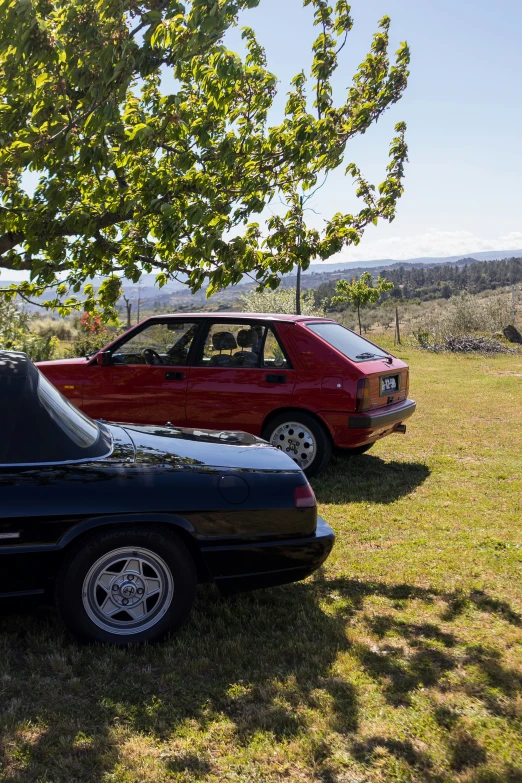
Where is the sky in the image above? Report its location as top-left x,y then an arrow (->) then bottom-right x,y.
221,0 -> 522,262
5,0 -> 522,283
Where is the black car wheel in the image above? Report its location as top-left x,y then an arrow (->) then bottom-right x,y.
338,442 -> 374,456
262,412 -> 332,478
56,527 -> 196,645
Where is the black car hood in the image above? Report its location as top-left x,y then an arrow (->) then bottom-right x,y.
113,424 -> 301,472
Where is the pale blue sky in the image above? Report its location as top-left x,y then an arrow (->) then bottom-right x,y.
222,0 -> 522,261
8,0 -> 522,284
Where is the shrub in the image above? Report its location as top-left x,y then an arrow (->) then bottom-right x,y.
409,292 -> 513,341
67,312 -> 113,357
31,316 -> 76,342
0,298 -> 58,361
238,287 -> 326,316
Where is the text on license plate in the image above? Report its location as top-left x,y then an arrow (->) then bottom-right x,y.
380,374 -> 399,395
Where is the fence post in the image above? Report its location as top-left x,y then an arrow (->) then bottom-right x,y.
395,307 -> 401,345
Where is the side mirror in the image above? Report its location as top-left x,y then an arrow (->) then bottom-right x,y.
96,351 -> 112,367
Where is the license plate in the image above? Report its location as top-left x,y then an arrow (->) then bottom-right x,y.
380,374 -> 399,395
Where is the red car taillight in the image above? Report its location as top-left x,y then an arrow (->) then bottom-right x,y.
355,378 -> 371,412
404,369 -> 410,396
294,483 -> 316,508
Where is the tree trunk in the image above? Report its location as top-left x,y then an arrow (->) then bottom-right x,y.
395,306 -> 401,345
295,264 -> 301,315
136,284 -> 141,324
122,295 -> 132,329
357,304 -> 362,335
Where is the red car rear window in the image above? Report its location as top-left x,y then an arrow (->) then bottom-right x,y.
305,322 -> 391,362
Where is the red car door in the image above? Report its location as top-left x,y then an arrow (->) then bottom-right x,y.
185,321 -> 296,435
81,320 -> 199,426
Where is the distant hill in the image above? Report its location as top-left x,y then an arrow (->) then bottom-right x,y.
312,256 -> 522,305
294,249 -> 522,276
4,249 -> 522,313
116,248 -> 522,291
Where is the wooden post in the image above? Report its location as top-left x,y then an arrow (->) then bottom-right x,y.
395,307 -> 401,345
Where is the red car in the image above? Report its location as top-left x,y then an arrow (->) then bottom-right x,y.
37,313 -> 416,476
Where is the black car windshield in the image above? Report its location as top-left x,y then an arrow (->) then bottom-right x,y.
306,322 -> 392,362
0,351 -> 112,466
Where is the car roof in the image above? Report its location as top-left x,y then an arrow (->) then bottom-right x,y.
144,312 -> 334,323
0,350 -> 112,466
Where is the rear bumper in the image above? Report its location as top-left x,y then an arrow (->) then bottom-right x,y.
200,516 -> 335,595
319,399 -> 416,448
348,399 -> 416,429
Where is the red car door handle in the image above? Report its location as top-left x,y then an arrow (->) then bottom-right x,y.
266,373 -> 286,384
165,371 -> 184,381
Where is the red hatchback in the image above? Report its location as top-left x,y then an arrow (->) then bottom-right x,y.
37,313 -> 415,476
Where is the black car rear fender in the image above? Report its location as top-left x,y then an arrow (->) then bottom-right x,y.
56,512 -> 198,549
57,513 -> 211,582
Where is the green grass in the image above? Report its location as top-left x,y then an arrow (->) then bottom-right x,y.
1,345 -> 522,782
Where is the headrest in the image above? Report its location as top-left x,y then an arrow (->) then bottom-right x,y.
212,331 -> 237,351
237,328 -> 262,348
236,329 -> 253,348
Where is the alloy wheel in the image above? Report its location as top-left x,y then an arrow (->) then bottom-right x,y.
269,421 -> 316,470
82,547 -> 174,635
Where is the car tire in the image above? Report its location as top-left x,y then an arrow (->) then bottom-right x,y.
56,526 -> 196,645
262,412 -> 332,478
338,442 -> 375,456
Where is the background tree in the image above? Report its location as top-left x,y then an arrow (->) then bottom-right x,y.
239,285 -> 325,316
122,294 -> 133,329
332,271 -> 394,333
0,297 -> 57,360
0,0 -> 409,317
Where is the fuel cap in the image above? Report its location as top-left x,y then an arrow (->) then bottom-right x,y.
218,474 -> 250,504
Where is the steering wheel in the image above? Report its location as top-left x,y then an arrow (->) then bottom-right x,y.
141,348 -> 164,366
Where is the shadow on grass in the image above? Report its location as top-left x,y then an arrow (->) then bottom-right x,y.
0,576 -> 521,782
317,577 -> 522,714
313,453 -> 430,504
0,583 -> 354,782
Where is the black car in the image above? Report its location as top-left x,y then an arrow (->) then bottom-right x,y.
0,351 -> 334,644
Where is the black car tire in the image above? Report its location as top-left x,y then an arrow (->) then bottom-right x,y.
56,526 -> 196,645
262,412 -> 332,478
337,442 -> 375,456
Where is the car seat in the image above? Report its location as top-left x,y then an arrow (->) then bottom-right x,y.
234,329 -> 260,367
209,332 -> 237,366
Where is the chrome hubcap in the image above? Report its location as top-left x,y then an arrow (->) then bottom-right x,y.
82,547 -> 174,636
270,421 -> 316,469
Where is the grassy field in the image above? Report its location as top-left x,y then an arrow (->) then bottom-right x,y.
1,343 -> 522,783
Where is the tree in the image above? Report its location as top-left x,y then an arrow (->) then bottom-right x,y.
122,293 -> 132,329
332,271 -> 394,334
0,0 -> 409,317
237,0 -> 409,314
239,285 -> 325,316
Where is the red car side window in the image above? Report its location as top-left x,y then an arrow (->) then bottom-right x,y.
262,328 -> 289,369
198,323 -> 264,368
112,322 -> 198,366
